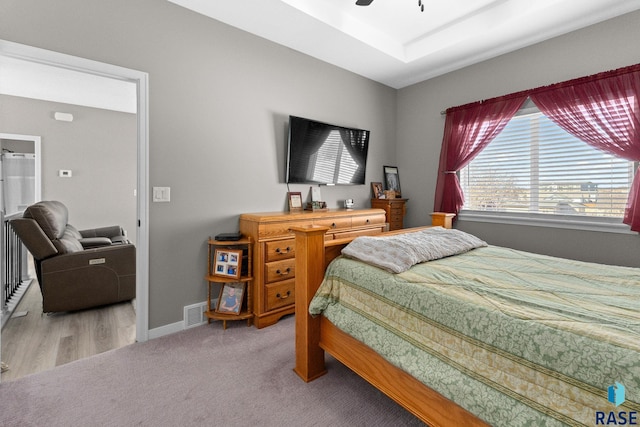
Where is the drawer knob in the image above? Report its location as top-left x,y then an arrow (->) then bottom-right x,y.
366,219 -> 370,223
331,223 -> 336,228
276,267 -> 291,275
275,246 -> 291,254
276,290 -> 291,300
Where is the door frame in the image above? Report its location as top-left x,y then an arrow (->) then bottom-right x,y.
0,132 -> 42,208
0,133 -> 41,331
0,39 -> 150,345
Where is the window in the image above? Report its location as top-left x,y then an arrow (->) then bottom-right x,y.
460,101 -> 636,220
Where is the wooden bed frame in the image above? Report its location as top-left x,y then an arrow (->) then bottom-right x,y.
291,214 -> 489,427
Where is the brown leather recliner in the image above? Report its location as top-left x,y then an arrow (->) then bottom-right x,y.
10,201 -> 135,313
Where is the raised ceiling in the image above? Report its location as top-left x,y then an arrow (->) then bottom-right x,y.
168,0 -> 640,89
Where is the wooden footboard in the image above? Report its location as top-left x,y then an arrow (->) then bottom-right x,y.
291,215 -> 489,427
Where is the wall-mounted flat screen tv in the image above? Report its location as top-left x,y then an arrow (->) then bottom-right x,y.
285,115 -> 370,185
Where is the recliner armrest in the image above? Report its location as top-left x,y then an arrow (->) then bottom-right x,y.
79,237 -> 113,249
80,225 -> 125,239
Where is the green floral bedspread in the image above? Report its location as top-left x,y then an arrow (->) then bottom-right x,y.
309,246 -> 640,427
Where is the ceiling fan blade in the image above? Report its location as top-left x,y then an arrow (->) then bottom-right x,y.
355,0 -> 374,5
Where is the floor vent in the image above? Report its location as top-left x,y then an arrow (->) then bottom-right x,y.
183,302 -> 207,329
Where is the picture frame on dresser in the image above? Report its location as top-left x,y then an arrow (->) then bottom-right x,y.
213,249 -> 243,279
371,182 -> 384,199
288,192 -> 303,211
383,166 -> 401,198
216,282 -> 245,315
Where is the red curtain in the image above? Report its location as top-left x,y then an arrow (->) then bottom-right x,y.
530,69 -> 640,231
434,96 -> 526,215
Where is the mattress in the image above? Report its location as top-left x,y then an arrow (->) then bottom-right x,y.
309,245 -> 640,426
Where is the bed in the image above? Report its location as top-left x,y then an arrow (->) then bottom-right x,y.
291,222 -> 640,427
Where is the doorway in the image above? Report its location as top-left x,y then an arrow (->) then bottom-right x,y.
0,134 -> 41,215
0,133 -> 41,327
0,40 -> 150,378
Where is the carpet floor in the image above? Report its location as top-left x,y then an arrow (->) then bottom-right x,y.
0,315 -> 425,426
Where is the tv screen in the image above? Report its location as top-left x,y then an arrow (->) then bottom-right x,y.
285,116 -> 370,185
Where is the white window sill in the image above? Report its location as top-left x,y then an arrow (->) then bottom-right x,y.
458,211 -> 635,235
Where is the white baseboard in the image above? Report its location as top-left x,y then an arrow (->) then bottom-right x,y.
147,300 -> 209,340
148,321 -> 184,340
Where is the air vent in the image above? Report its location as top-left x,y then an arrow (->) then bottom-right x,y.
183,302 -> 207,328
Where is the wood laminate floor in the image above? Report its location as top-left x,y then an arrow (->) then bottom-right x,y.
1,281 -> 136,382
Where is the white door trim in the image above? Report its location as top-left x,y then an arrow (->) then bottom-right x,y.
0,132 -> 42,206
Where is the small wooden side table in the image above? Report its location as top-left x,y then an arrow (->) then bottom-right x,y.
371,198 -> 408,231
204,237 -> 253,329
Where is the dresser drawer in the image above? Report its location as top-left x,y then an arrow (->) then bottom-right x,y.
265,258 -> 296,283
331,226 -> 385,240
389,213 -> 404,223
264,239 -> 295,262
260,220 -> 313,239
265,279 -> 295,311
258,219 -> 314,240
352,214 -> 385,227
314,216 -> 351,230
388,220 -> 403,230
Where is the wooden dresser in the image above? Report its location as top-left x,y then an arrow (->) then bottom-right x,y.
239,209 -> 387,328
371,198 -> 408,231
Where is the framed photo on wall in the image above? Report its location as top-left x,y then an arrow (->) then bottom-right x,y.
213,249 -> 242,279
383,166 -> 401,198
216,282 -> 245,315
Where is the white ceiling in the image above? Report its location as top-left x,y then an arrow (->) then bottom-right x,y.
168,0 -> 640,89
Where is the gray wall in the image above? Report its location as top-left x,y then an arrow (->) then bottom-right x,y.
397,10 -> 640,268
0,0 -> 397,328
0,95 -> 137,241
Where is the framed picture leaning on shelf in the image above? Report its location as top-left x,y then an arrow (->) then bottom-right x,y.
383,165 -> 402,198
213,248 -> 243,279
216,282 -> 245,315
